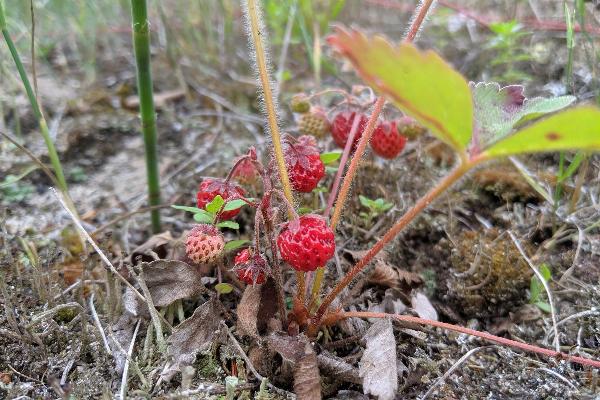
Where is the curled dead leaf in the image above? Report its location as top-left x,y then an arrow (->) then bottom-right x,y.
359,318 -> 398,400
294,342 -> 322,400
410,292 -> 438,321
162,298 -> 223,379
123,259 -> 206,316
236,278 -> 279,338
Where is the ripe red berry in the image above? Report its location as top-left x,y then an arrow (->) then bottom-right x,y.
185,224 -> 225,264
331,111 -> 368,150
277,214 -> 335,272
370,120 -> 408,159
234,249 -> 267,285
197,178 -> 245,220
284,135 -> 325,193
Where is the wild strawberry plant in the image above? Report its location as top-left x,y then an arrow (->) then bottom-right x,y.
167,0 -> 600,396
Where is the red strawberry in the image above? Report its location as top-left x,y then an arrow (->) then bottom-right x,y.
231,157 -> 258,185
370,120 -> 407,159
185,224 -> 225,264
234,249 -> 267,285
197,178 -> 245,220
331,111 -> 368,150
284,135 -> 325,193
277,214 -> 335,272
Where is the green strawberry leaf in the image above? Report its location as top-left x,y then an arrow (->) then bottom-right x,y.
328,27 -> 473,153
224,240 -> 250,252
171,205 -> 205,214
206,195 -> 225,214
482,107 -> 600,158
216,221 -> 240,230
223,198 -> 253,212
320,151 -> 342,164
193,212 -> 214,224
471,82 -> 575,148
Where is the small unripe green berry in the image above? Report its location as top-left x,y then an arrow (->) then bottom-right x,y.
397,116 -> 426,140
290,93 -> 311,114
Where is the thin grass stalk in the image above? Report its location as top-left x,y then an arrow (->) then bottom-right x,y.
0,0 -> 68,194
130,0 -> 161,233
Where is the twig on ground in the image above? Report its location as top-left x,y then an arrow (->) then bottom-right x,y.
119,319 -> 141,400
421,346 -> 494,400
89,292 -> 112,354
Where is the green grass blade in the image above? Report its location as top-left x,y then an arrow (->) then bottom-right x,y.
130,0 -> 161,232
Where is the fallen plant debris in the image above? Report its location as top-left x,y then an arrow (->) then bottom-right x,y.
2,0 -> 600,399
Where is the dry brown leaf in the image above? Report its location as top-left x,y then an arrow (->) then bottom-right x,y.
359,318 -> 398,400
266,333 -> 306,363
123,260 -> 206,316
236,278 -> 278,338
294,342 -> 322,400
162,298 -> 222,377
367,261 -> 399,289
410,292 -> 438,321
128,231 -> 174,264
396,269 -> 423,288
317,350 -> 361,385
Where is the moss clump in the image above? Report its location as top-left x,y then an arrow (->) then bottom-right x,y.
54,306 -> 78,323
443,229 -> 532,318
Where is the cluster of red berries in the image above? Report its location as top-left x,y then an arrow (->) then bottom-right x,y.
293,95 -> 425,160
185,139 -> 336,285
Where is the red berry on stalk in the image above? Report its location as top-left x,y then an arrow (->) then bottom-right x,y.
196,178 -> 245,220
185,224 -> 225,264
331,111 -> 368,150
234,249 -> 267,285
370,120 -> 407,159
277,214 -> 335,272
284,135 -> 325,193
231,157 -> 258,185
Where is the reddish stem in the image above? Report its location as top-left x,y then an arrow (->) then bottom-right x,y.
331,311 -> 600,369
324,113 -> 362,219
329,97 -> 385,230
405,0 -> 437,42
308,162 -> 471,335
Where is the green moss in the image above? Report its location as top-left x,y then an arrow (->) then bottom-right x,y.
445,229 -> 532,317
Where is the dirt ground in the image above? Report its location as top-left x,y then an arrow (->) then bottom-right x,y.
1,1 -> 600,399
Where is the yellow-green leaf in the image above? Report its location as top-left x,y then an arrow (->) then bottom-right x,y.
328,27 -> 473,152
482,107 -> 600,158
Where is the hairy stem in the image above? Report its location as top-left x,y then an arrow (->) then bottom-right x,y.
332,311 -> 600,369
329,98 -> 386,231
130,0 -> 161,233
245,0 -> 305,306
405,0 -> 437,42
309,162 -> 472,335
244,0 -> 294,203
0,0 -> 68,195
